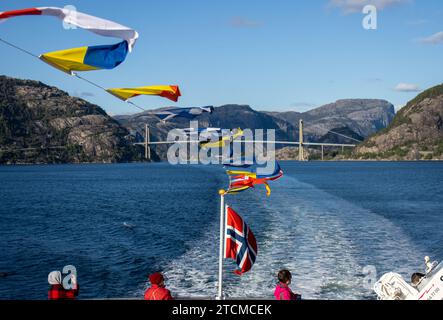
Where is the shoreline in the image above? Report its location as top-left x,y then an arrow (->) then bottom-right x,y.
2,159 -> 443,167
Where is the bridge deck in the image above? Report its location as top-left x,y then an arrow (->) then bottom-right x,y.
134,141 -> 356,147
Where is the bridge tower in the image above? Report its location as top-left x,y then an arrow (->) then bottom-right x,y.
298,119 -> 305,161
145,123 -> 151,161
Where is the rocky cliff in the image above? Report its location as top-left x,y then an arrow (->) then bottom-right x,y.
267,99 -> 395,141
353,84 -> 443,160
0,76 -> 141,164
0,75 -> 398,164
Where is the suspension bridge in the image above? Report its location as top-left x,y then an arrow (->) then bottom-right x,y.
135,119 -> 361,161
0,120 -> 361,162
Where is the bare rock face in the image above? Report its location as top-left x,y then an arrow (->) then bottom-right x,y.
269,99 -> 395,140
275,147 -> 308,160
353,84 -> 443,160
0,76 -> 140,164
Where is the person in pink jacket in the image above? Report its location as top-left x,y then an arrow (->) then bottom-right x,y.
274,269 -> 301,300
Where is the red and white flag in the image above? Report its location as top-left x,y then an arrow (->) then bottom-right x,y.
224,207 -> 257,275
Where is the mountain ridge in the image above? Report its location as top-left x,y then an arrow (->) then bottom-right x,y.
0,75 -> 397,163
352,84 -> 443,160
116,99 -> 395,160
0,75 -> 142,164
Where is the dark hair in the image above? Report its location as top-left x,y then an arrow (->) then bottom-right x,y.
411,272 -> 425,285
278,269 -> 292,283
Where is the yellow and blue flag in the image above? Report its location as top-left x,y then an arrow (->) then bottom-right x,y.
0,7 -> 138,74
40,41 -> 129,74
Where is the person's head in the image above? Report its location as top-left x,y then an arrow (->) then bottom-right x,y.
278,269 -> 292,285
48,271 -> 62,285
149,272 -> 165,287
411,272 -> 425,286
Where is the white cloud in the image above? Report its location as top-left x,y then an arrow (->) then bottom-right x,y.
329,0 -> 410,14
419,31 -> 443,44
394,83 -> 421,92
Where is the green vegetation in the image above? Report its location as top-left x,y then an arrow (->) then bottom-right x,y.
0,76 -> 141,164
404,84 -> 443,109
390,84 -> 443,129
353,83 -> 443,160
359,152 -> 379,160
388,113 -> 412,129
434,138 -> 443,156
383,146 -> 409,158
359,83 -> 443,149
363,140 -> 376,148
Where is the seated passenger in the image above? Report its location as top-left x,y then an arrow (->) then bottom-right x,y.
144,272 -> 173,300
411,272 -> 425,287
274,269 -> 301,300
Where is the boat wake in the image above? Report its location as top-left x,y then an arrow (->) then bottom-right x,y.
136,174 -> 424,300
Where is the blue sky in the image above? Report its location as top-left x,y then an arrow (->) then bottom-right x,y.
0,0 -> 442,114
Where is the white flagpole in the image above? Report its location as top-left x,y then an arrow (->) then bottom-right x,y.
217,189 -> 226,300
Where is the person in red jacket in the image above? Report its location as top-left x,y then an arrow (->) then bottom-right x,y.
144,272 -> 173,300
274,269 -> 301,300
48,271 -> 79,300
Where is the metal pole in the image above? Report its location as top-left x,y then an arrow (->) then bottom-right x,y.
321,145 -> 324,161
217,189 -> 226,300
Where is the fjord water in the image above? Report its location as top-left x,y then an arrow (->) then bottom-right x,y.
0,162 -> 442,300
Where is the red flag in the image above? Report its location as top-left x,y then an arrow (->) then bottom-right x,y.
224,207 -> 257,275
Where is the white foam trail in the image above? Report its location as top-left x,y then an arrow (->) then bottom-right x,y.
136,174 -> 424,300
163,228 -> 220,298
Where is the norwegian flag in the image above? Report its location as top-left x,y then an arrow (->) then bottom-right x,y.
224,207 -> 257,275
